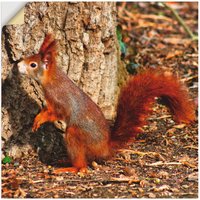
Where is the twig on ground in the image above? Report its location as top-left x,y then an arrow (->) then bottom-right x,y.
145,161 -> 197,168
181,75 -> 198,83
162,2 -> 198,40
145,161 -> 182,167
183,145 -> 198,150
118,150 -> 166,161
149,114 -> 171,120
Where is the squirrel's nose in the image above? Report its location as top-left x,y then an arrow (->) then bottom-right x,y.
17,60 -> 27,74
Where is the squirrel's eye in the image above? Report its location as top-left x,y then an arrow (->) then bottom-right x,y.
30,62 -> 37,68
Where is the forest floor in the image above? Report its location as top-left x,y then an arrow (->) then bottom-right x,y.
2,2 -> 198,198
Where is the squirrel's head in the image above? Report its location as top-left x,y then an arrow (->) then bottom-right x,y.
18,34 -> 57,83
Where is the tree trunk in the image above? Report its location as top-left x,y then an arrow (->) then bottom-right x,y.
2,2 -> 127,162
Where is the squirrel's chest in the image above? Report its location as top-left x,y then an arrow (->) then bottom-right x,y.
44,85 -> 84,121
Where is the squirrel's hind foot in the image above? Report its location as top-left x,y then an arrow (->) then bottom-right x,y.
53,167 -> 88,174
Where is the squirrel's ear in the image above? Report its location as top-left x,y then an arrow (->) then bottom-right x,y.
42,52 -> 52,70
40,34 -> 57,70
39,34 -> 54,54
41,38 -> 57,70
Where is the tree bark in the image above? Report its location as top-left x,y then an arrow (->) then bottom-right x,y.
2,2 -> 127,162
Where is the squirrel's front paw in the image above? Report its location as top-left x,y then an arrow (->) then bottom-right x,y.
32,121 -> 40,132
32,117 -> 42,132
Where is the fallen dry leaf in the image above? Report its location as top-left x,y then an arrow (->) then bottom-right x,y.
154,185 -> 170,192
173,124 -> 186,129
166,50 -> 184,59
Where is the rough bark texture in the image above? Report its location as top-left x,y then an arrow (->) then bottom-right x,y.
2,2 -> 127,162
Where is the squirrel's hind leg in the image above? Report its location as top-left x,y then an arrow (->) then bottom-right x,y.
53,126 -> 88,174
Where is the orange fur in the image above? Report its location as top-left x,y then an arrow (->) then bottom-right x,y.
65,126 -> 87,170
18,35 -> 196,173
39,34 -> 55,54
111,70 -> 195,146
32,100 -> 63,131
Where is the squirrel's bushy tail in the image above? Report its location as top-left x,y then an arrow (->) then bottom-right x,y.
111,69 -> 195,146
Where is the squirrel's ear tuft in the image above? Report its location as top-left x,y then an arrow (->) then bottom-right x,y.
40,34 -> 57,70
42,41 -> 57,69
39,34 -> 55,54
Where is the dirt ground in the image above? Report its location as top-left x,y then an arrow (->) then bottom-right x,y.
2,2 -> 198,198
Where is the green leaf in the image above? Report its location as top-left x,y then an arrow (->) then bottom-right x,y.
2,156 -> 12,164
116,26 -> 122,41
117,26 -> 127,57
119,41 -> 126,56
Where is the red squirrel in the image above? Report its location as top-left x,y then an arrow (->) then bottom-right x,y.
17,34 -> 195,173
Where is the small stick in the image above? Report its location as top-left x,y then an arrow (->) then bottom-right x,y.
149,114 -> 171,120
146,161 -> 197,168
183,145 -> 198,149
162,3 -> 198,40
145,161 -> 182,166
118,150 -> 166,161
181,75 -> 198,82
